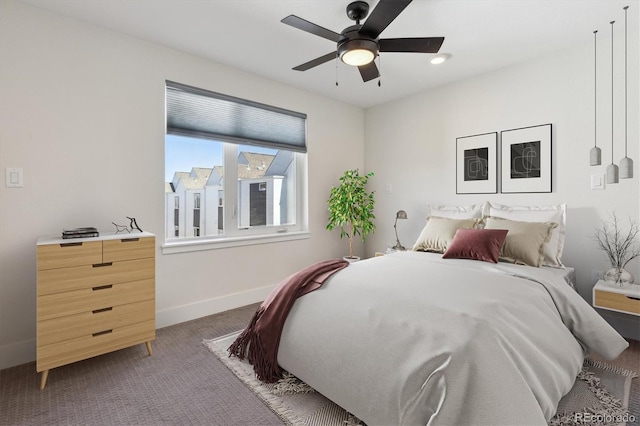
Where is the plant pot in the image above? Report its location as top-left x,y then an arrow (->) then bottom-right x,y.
604,268 -> 634,286
343,256 -> 360,263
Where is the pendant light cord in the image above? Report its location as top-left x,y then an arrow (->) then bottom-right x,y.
594,30 -> 598,148
611,20 -> 615,164
624,6 -> 628,157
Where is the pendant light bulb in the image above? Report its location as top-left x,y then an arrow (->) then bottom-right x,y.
620,6 -> 634,178
591,29 -> 602,166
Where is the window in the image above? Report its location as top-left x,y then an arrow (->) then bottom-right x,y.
164,81 -> 309,253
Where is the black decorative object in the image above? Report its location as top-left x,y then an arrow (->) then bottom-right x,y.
127,216 -> 143,232
112,222 -> 130,234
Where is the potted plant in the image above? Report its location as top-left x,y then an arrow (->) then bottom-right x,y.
326,169 -> 376,261
592,212 -> 640,286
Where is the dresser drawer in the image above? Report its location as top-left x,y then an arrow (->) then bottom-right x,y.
37,258 -> 154,296
37,299 -> 155,346
37,319 -> 156,372
103,236 -> 154,263
37,279 -> 154,321
594,289 -> 640,315
37,241 -> 103,271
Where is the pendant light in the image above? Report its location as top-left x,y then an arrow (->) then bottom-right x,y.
606,20 -> 619,184
590,30 -> 602,165
620,5 -> 634,178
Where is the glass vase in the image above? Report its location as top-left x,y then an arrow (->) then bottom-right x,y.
603,268 -> 634,286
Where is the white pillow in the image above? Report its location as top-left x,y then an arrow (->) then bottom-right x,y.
486,202 -> 566,268
427,203 -> 485,219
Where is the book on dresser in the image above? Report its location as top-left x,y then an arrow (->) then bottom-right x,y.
36,231 -> 156,389
61,227 -> 99,239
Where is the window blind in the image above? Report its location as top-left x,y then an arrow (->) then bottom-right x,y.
166,81 -> 307,153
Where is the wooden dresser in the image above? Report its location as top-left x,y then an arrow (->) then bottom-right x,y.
36,232 -> 156,389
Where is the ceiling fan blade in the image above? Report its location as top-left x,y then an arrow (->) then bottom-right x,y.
379,37 -> 444,53
281,15 -> 341,42
292,52 -> 338,71
359,0 -> 412,38
358,61 -> 380,82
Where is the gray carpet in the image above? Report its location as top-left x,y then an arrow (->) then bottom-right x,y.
0,303 -> 283,425
1,303 -> 638,425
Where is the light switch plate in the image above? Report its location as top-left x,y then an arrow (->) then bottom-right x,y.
6,168 -> 23,188
590,173 -> 605,190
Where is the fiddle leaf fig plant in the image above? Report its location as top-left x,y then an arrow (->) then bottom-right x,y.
326,169 -> 376,259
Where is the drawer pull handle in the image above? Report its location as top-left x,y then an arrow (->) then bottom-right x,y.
92,262 -> 113,268
60,242 -> 83,247
92,285 -> 113,291
92,330 -> 113,337
121,238 -> 140,242
627,296 -> 640,301
92,307 -> 113,314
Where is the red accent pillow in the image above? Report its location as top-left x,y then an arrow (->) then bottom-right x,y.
442,228 -> 509,263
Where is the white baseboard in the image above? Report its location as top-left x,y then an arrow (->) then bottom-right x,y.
0,285 -> 273,371
0,338 -> 36,370
155,284 -> 274,329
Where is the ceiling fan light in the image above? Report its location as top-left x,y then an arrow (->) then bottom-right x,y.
341,48 -> 375,66
338,38 -> 378,67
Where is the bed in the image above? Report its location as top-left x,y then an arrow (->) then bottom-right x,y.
271,203 -> 629,425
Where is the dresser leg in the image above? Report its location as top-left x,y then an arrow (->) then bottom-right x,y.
40,370 -> 49,390
145,341 -> 153,356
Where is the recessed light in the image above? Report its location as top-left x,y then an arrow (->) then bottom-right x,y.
430,54 -> 451,65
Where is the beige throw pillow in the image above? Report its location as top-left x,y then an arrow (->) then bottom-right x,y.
486,202 -> 566,268
484,216 -> 557,267
412,217 -> 480,253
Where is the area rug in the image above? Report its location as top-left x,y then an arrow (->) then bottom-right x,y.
204,332 -> 637,426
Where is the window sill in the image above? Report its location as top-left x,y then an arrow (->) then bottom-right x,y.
161,231 -> 310,255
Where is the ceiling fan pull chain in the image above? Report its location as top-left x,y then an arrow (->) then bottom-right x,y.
335,57 -> 339,86
378,55 -> 382,87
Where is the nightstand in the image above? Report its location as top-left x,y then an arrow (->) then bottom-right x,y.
592,280 -> 640,316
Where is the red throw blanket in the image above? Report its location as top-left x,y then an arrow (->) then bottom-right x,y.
228,259 -> 349,383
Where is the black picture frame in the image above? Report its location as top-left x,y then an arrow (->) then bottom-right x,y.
500,124 -> 552,193
456,132 -> 498,194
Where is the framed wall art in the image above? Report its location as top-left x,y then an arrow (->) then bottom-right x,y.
456,132 -> 497,194
500,124 -> 552,193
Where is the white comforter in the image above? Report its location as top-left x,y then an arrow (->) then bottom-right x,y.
277,252 -> 628,425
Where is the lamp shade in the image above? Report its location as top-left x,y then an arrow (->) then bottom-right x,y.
396,210 -> 408,219
620,157 -> 633,178
606,163 -> 619,184
342,49 -> 375,66
338,39 -> 378,67
590,146 -> 602,166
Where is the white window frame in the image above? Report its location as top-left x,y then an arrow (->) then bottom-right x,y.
162,143 -> 309,255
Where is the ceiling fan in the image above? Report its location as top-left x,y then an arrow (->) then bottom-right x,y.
281,0 -> 445,82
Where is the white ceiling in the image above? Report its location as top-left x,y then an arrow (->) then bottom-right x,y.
20,0 -> 636,109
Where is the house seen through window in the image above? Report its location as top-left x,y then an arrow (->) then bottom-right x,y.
164,81 -> 308,247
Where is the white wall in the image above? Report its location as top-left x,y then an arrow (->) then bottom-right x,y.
364,30 -> 639,338
2,0 -> 638,370
0,1 -> 365,369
